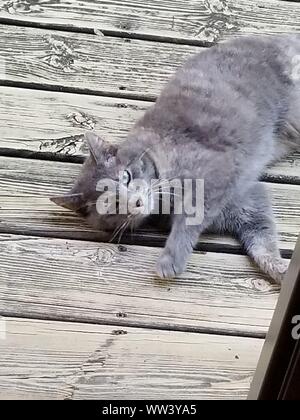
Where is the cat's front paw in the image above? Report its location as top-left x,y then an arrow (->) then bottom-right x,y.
156,251 -> 185,279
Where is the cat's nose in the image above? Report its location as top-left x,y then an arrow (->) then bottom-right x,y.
136,199 -> 143,208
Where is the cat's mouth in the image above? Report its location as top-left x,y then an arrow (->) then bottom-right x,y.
84,204 -> 150,236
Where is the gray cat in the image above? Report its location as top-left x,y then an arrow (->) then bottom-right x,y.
51,35 -> 300,284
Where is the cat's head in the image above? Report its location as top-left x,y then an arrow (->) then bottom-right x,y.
50,132 -> 158,235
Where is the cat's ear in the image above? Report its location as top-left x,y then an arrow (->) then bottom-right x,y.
50,193 -> 83,211
85,131 -> 118,166
85,132 -> 106,165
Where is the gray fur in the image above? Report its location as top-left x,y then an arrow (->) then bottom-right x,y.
51,35 -> 300,284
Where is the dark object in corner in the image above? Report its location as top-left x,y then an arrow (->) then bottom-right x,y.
248,236 -> 300,400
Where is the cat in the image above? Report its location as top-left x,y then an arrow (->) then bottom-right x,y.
51,35 -> 300,284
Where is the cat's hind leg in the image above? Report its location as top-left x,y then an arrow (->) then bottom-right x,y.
277,88 -> 300,158
274,36 -> 300,158
277,56 -> 300,158
220,182 -> 289,284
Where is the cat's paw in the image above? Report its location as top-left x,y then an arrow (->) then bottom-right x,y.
258,255 -> 290,285
156,251 -> 185,279
269,258 -> 290,284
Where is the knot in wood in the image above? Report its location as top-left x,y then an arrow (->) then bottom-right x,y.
43,36 -> 76,73
2,0 -> 43,14
67,112 -> 96,130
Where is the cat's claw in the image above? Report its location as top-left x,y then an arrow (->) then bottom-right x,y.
156,252 -> 185,279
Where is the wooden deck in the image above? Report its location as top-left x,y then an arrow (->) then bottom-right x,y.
0,0 -> 299,400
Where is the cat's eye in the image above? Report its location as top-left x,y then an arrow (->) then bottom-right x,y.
122,170 -> 131,186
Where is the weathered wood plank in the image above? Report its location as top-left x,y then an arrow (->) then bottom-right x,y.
0,0 -> 299,45
0,24 -> 200,98
0,86 -> 299,182
0,156 -> 298,252
0,233 -> 280,335
264,154 -> 300,185
0,317 -> 263,400
0,86 -> 147,154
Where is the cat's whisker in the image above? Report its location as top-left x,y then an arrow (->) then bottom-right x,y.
129,216 -> 139,237
137,147 -> 151,162
153,176 -> 178,184
151,179 -> 173,187
110,220 -> 128,243
151,186 -> 180,193
109,214 -> 134,244
64,193 -> 84,197
127,147 -> 153,167
117,214 -> 135,244
152,190 -> 181,198
117,218 -> 132,244
87,200 -> 98,207
151,179 -> 180,192
130,219 -> 134,236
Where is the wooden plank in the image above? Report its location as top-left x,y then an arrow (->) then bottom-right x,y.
0,24 -> 200,98
0,317 -> 263,399
0,156 -> 298,253
264,153 -> 300,185
0,86 -> 147,154
0,233 -> 280,335
0,86 -> 299,182
0,0 -> 299,45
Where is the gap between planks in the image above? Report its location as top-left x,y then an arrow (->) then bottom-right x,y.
0,79 -> 158,103
0,1 -> 298,400
0,18 -> 215,48
0,86 -> 299,185
0,233 -> 280,337
0,0 -> 299,45
0,316 -> 264,400
0,310 -> 266,340
0,21 -> 299,105
0,23 -> 203,99
0,156 -> 298,254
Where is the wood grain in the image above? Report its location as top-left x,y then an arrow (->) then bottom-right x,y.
0,156 -> 298,252
0,24 -> 200,98
0,0 -> 297,401
0,233 -> 280,335
0,86 -> 299,183
0,317 -> 263,399
0,0 -> 299,44
264,153 -> 300,185
0,86 -> 147,154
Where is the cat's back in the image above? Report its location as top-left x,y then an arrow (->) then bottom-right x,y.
142,35 -> 295,140
167,36 -> 292,101
132,35 -> 298,173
